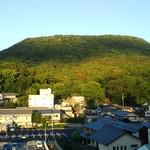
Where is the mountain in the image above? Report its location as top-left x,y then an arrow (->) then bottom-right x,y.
0,35 -> 150,63
0,35 -> 150,107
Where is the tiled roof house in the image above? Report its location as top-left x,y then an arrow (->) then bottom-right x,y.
81,118 -> 142,150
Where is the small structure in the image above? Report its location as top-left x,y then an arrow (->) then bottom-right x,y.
67,96 -> 85,107
40,109 -> 61,122
114,110 -> 139,122
0,93 -> 17,103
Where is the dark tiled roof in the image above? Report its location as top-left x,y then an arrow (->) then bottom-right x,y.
114,110 -> 129,117
83,118 -> 116,131
0,93 -> 17,96
101,108 -> 117,113
80,132 -> 91,139
40,109 -> 61,114
0,109 -> 33,115
140,122 -> 150,128
113,121 -> 143,133
89,125 -> 125,145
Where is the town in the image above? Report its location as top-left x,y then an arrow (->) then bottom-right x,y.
0,88 -> 150,150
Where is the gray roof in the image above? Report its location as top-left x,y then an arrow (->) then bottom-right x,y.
113,121 -> 143,133
40,109 -> 61,114
89,125 -> 125,145
0,93 -> 16,96
83,118 -> 116,131
101,108 -> 117,114
0,109 -> 33,115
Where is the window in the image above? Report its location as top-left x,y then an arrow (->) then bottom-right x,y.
131,144 -> 138,148
124,145 -> 127,150
113,146 -> 116,150
120,146 -> 123,150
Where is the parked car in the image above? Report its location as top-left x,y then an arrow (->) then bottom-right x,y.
20,135 -> 28,142
36,140 -> 43,148
11,142 -> 19,150
2,144 -> 11,150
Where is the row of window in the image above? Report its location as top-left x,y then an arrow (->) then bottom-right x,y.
113,146 -> 127,150
113,144 -> 138,150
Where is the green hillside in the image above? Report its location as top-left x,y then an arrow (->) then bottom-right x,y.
0,35 -> 150,62
0,35 -> 150,108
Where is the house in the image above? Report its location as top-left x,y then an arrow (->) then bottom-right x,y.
40,109 -> 61,122
55,103 -> 74,117
0,109 -> 33,128
81,118 -> 142,150
89,125 -> 141,150
114,110 -> 139,122
84,108 -> 101,123
0,93 -> 17,103
67,96 -> 85,107
28,88 -> 54,108
113,120 -> 145,140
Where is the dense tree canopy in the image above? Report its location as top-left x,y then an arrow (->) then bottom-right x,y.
0,35 -> 150,107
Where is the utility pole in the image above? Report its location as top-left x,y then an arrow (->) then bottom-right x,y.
121,87 -> 125,107
45,121 -> 47,142
122,93 -> 125,107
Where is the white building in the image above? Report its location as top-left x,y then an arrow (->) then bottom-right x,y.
28,88 -> 54,108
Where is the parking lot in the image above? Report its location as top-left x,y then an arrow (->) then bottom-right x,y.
0,128 -> 76,150
0,141 -> 47,150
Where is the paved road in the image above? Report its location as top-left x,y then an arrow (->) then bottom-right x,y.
0,128 -> 76,142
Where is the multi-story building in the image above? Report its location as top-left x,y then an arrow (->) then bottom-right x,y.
28,88 -> 54,108
0,108 -> 33,128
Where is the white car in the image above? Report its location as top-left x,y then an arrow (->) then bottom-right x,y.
36,141 -> 43,148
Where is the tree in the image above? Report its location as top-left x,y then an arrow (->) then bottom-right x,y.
71,131 -> 80,142
81,81 -> 105,108
2,102 -> 16,109
32,111 -> 42,124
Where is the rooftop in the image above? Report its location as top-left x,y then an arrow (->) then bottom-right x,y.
89,124 -> 125,145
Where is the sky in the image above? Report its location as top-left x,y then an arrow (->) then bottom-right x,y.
0,0 -> 150,51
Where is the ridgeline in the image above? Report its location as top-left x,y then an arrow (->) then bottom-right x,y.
0,35 -> 150,63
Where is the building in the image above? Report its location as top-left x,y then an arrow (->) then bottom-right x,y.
0,109 -> 33,128
40,109 -> 61,122
28,88 -> 54,108
67,96 -> 85,107
0,93 -> 17,104
114,110 -> 139,122
81,118 -> 143,150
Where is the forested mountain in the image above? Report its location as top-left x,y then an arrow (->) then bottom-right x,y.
0,35 -> 150,62
0,35 -> 150,108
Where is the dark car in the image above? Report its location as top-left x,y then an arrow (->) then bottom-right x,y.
2,144 -> 11,150
11,142 -> 19,150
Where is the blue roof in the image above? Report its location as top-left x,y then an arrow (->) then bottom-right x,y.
114,110 -> 129,117
140,121 -> 150,128
83,118 -> 116,131
113,121 -> 143,133
89,125 -> 125,145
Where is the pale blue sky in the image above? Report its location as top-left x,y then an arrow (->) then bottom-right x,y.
0,0 -> 150,51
